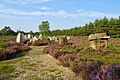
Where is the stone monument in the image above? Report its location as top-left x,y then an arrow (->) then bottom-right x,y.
16,33 -> 23,43
88,33 -> 110,50
59,36 -> 68,45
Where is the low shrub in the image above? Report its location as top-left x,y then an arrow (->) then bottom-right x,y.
0,38 -> 30,61
89,64 -> 120,80
31,39 -> 50,46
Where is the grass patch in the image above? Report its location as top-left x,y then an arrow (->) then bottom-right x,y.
78,48 -> 120,64
112,38 -> 120,40
0,60 -> 18,78
108,44 -> 120,53
0,52 -> 28,79
59,45 -> 75,52
0,40 -> 8,50
27,75 -> 40,80
0,36 -> 16,39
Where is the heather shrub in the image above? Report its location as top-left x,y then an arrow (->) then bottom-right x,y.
5,48 -> 17,60
44,42 -> 76,67
70,60 -> 102,80
0,38 -> 30,61
27,41 -> 32,46
58,53 -> 74,67
70,60 -> 84,74
43,46 -> 50,53
31,38 -> 50,46
0,51 -> 7,61
19,45 -> 30,52
89,64 -> 120,80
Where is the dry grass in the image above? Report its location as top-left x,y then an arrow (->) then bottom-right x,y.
0,46 -> 82,80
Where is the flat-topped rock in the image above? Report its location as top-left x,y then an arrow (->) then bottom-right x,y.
88,33 -> 110,50
89,33 -> 110,41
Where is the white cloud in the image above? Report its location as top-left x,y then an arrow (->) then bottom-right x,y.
0,8 -> 33,19
8,0 -> 51,4
0,13 -> 30,19
0,7 -> 120,19
77,11 -> 105,17
77,9 -> 83,13
56,10 -> 77,17
39,6 -> 50,10
77,11 -> 120,18
57,10 -> 69,17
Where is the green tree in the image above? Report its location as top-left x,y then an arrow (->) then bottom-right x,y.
100,16 -> 109,33
88,22 -> 95,34
0,26 -> 15,36
45,17 -> 120,37
38,21 -> 50,32
94,19 -> 100,33
114,16 -> 120,37
108,17 -> 116,36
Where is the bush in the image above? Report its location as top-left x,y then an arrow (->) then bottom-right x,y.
31,38 -> 50,46
0,38 -> 30,61
89,64 -> 120,80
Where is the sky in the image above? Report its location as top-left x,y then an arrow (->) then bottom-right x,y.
0,0 -> 120,32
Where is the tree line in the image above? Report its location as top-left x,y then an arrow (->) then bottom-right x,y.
43,16 -> 120,38
0,26 -> 16,36
0,16 -> 120,38
0,26 -> 34,36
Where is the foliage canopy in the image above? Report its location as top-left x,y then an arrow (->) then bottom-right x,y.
38,21 -> 50,32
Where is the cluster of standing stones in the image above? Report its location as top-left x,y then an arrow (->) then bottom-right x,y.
16,32 -> 110,50
88,33 -> 110,50
16,33 -> 71,45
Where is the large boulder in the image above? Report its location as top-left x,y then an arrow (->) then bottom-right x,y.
59,36 -> 68,45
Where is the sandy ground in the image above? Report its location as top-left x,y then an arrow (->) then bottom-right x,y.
14,46 -> 82,80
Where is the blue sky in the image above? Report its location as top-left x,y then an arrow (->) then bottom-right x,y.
0,0 -> 120,32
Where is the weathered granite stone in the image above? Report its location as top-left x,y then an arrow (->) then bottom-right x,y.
88,33 -> 110,50
59,36 -> 68,45
16,33 -> 23,43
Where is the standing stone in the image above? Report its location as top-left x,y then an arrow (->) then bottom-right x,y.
28,34 -> 33,39
66,36 -> 71,40
59,36 -> 68,45
21,33 -> 25,41
24,35 -> 28,40
16,33 -> 23,43
32,36 -> 38,43
39,34 -> 43,40
52,36 -> 59,42
28,34 -> 31,39
48,37 -> 52,41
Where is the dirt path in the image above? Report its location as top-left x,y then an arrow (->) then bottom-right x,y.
14,46 -> 82,80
